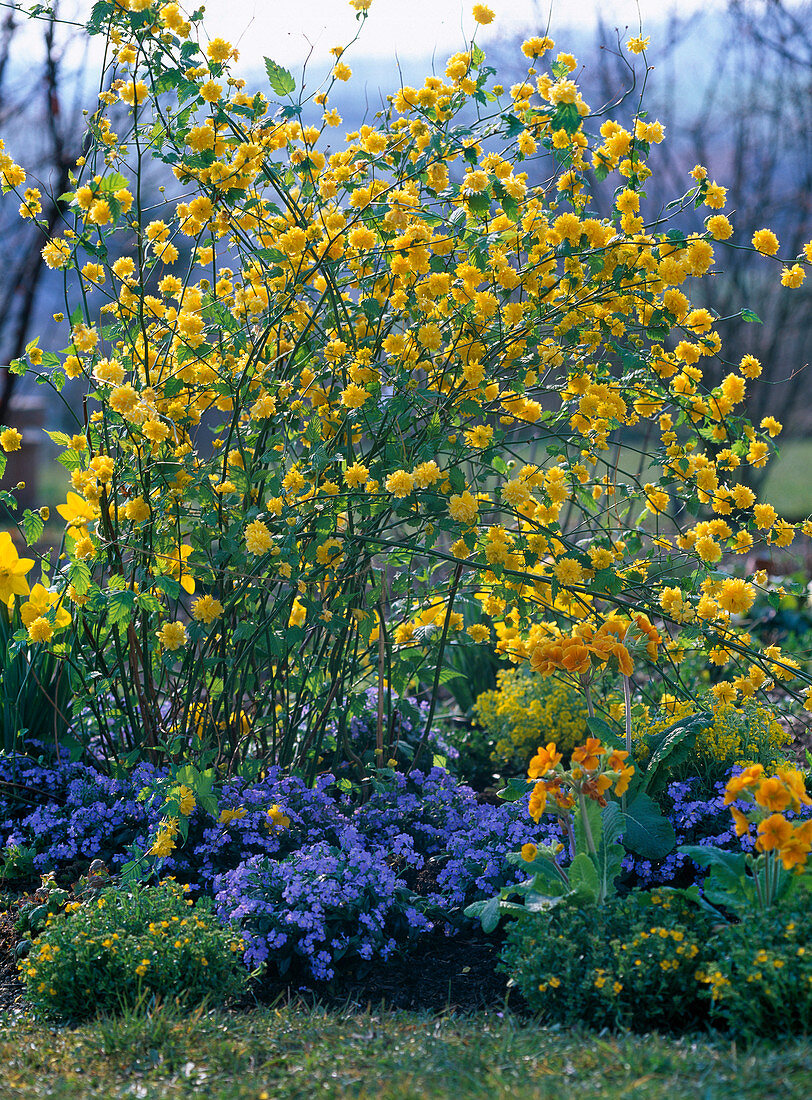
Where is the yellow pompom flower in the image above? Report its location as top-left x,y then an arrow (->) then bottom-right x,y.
752,228 -> 779,256
449,490 -> 479,524
192,594 -> 224,624
27,617 -> 53,644
780,264 -> 805,288
0,428 -> 22,452
245,519 -> 273,555
157,621 -> 188,651
344,462 -> 369,488
207,37 -> 233,62
472,4 -> 495,24
385,470 -> 415,498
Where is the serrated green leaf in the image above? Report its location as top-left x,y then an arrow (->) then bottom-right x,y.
57,450 -> 84,472
22,510 -> 44,546
741,308 -> 762,324
107,590 -> 135,626
45,431 -> 73,447
98,172 -> 128,193
86,1 -> 114,36
69,561 -> 91,597
264,57 -> 295,97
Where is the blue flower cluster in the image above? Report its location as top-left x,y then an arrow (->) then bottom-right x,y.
0,754 -> 558,981
623,771 -> 812,887
216,842 -> 432,980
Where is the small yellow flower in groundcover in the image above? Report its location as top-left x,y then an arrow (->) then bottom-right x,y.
157,620 -> 187,651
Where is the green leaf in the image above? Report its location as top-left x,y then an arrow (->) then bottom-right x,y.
22,510 -> 44,546
477,894 -> 502,933
586,715 -> 619,741
741,308 -> 762,324
86,1 -> 114,35
107,590 -> 135,626
679,845 -> 746,877
69,561 -> 91,597
640,712 -> 708,795
45,431 -> 73,447
152,574 -> 180,600
497,778 -> 529,803
465,191 -> 490,215
98,172 -> 129,193
264,57 -> 295,97
568,853 -> 600,902
680,844 -> 750,912
526,859 -> 568,895
594,802 -> 625,899
620,791 -> 676,860
57,450 -> 84,472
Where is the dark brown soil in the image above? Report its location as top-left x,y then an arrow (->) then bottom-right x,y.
250,928 -> 525,1015
0,912 -> 24,1013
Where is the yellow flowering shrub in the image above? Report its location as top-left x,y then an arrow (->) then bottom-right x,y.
0,2 -> 809,777
631,694 -> 788,792
474,667 -> 592,770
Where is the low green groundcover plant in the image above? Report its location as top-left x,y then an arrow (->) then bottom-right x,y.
18,880 -> 248,1021
698,891 -> 812,1041
500,884 -> 812,1041
500,890 -> 714,1033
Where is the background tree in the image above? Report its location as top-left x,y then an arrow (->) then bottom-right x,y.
0,1 -> 90,423
587,0 -> 812,444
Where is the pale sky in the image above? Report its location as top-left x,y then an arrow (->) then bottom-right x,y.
201,0 -> 716,68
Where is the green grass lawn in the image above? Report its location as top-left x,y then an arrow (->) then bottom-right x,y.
0,1002 -> 809,1099
760,441 -> 812,520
